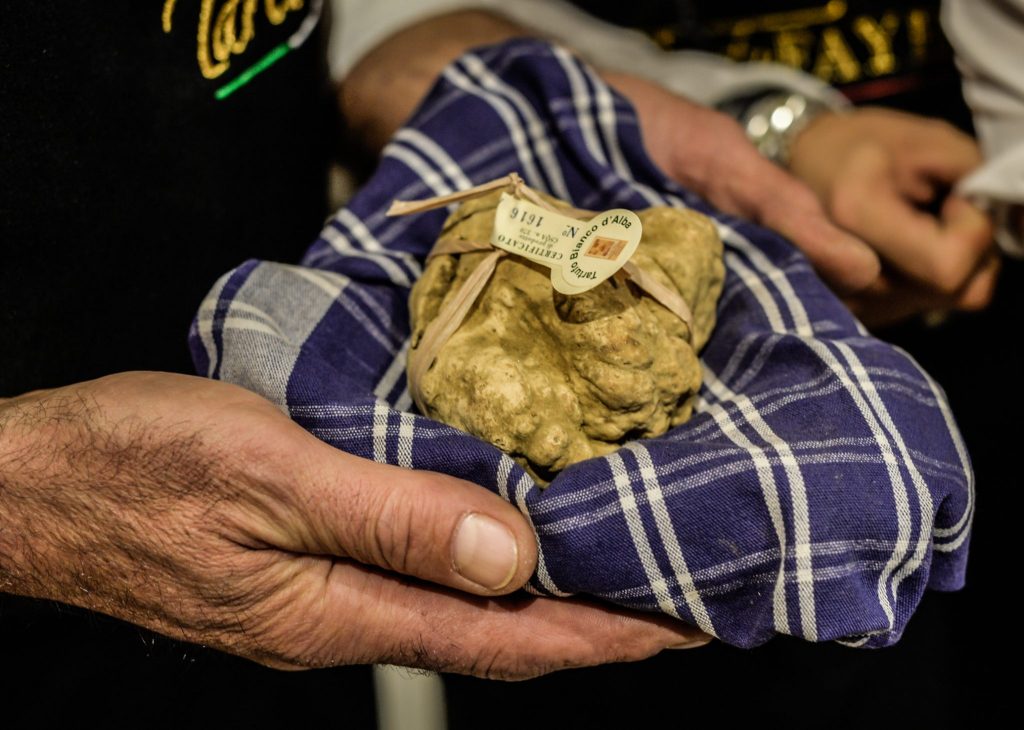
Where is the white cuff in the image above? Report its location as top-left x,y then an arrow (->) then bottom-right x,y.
959,141 -> 1024,257
328,0 -> 846,110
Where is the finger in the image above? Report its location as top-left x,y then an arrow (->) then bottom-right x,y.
954,249 -> 1001,311
844,273 -> 942,328
724,154 -> 880,293
937,195 -> 997,293
669,112 -> 879,292
262,433 -> 539,597
846,246 -> 1000,327
304,560 -> 711,678
898,175 -> 936,205
832,150 -> 992,295
903,120 -> 983,183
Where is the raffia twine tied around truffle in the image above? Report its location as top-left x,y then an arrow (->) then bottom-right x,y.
388,173 -> 697,414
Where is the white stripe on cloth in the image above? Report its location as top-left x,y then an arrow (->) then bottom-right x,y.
703,368 -> 817,641
549,45 -> 607,165
366,406 -> 417,467
383,144 -> 455,200
575,63 -> 665,209
722,253 -> 788,333
397,411 -> 415,469
496,453 -> 513,502
334,207 -> 386,252
721,231 -> 814,337
550,47 -> 680,210
497,455 -> 568,597
533,445 -> 963,538
225,299 -> 288,330
373,400 -> 389,464
394,128 -> 475,191
215,317 -> 286,339
800,339 -> 912,632
331,208 -> 425,281
290,267 -> 398,355
626,443 -> 717,636
834,341 -> 935,612
839,636 -> 872,648
374,339 -> 410,406
607,451 -> 685,621
442,64 -> 549,191
459,53 -> 572,200
921,371 -> 973,549
696,385 -> 791,635
601,537 -> 908,598
319,224 -> 415,287
394,389 -> 413,414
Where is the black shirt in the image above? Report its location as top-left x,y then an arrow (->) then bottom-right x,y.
1,1 -> 332,394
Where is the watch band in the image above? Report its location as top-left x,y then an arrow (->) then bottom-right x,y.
736,92 -> 831,167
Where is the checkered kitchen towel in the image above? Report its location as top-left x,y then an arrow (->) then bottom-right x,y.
191,40 -> 972,648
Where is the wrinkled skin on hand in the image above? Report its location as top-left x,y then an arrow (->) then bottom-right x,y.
409,191 -> 724,482
0,373 -> 708,678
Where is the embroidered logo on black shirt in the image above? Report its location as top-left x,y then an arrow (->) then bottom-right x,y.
162,0 -> 322,100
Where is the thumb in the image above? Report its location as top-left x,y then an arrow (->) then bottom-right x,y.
273,437 -> 539,596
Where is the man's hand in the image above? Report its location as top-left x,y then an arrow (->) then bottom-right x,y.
789,108 -> 998,326
341,11 -> 999,326
603,73 -> 883,296
341,11 -> 882,296
0,373 -> 707,678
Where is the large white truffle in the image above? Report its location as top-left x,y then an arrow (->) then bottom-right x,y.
409,191 -> 724,483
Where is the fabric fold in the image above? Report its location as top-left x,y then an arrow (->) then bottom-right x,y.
191,39 -> 971,648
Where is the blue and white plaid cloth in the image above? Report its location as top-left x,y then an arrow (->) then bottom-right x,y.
191,40 -> 972,648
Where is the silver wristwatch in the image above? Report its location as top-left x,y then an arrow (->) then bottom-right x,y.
738,92 -> 830,167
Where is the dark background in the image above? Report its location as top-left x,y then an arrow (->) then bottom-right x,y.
1,1 -> 1016,727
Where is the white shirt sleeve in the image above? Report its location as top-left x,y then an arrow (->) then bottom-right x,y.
943,0 -> 1024,255
328,0 -> 847,108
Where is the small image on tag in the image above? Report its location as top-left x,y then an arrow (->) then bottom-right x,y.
584,236 -> 628,261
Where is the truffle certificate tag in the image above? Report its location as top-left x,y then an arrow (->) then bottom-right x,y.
490,193 -> 642,295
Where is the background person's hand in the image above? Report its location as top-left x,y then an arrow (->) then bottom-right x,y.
341,13 -> 882,298
0,372 -> 708,678
604,72 -> 883,296
789,107 -> 998,327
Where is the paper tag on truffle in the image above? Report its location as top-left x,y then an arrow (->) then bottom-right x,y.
560,208 -> 643,294
490,193 -> 642,295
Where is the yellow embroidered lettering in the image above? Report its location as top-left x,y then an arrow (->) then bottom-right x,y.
162,0 -> 178,33
813,27 -> 861,83
213,0 -> 241,63
196,0 -> 230,79
237,0 -> 259,53
907,9 -> 930,62
163,0 -> 304,80
265,0 -> 304,26
852,14 -> 899,76
774,29 -> 815,69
